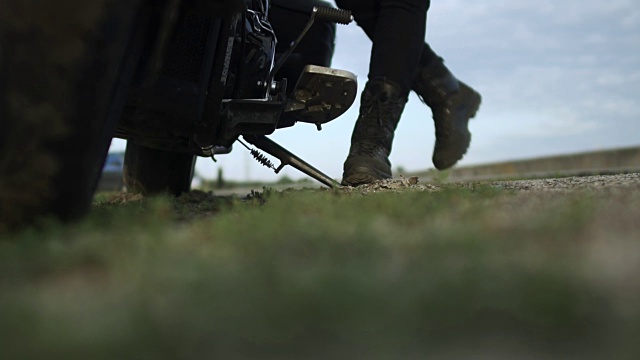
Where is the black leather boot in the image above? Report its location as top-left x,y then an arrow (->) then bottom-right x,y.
412,57 -> 481,170
342,79 -> 407,186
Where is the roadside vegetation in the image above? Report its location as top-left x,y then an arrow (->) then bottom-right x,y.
1,180 -> 639,359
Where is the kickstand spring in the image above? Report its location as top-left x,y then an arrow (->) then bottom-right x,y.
241,135 -> 340,188
238,139 -> 276,170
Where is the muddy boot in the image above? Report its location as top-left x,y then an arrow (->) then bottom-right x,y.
342,79 -> 407,186
412,57 -> 482,170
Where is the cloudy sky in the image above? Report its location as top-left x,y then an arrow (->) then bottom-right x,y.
111,0 -> 640,182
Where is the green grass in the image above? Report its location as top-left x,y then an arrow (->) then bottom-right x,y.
1,185 -> 639,360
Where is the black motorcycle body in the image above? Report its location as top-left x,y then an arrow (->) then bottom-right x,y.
117,0 -> 356,194
0,0 -> 355,229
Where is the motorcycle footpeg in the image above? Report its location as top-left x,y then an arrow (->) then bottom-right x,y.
282,65 -> 357,127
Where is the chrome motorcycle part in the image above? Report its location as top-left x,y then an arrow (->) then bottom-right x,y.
282,64 -> 357,127
266,6 -> 352,88
219,94 -> 287,142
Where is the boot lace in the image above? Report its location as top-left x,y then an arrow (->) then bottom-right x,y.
350,93 -> 405,156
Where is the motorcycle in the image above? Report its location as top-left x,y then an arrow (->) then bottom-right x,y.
0,0 -> 356,229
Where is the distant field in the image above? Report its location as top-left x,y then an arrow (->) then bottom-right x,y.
414,146 -> 640,182
1,175 -> 639,360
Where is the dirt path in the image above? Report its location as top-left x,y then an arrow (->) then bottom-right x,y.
210,173 -> 640,197
487,173 -> 640,192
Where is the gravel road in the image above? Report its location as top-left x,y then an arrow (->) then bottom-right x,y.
208,173 -> 640,197
488,173 -> 640,192
338,173 -> 640,195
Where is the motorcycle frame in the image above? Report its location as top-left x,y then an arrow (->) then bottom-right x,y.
114,0 -> 284,157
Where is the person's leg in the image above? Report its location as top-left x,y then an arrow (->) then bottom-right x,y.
412,55 -> 482,170
341,78 -> 407,186
336,0 -> 430,92
340,0 -> 430,186
367,0 -> 430,93
337,0 -> 481,172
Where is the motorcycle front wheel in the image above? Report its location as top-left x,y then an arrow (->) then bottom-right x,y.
0,0 -> 142,231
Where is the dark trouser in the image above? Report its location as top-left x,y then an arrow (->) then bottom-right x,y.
335,0 -> 436,94
269,0 -> 336,93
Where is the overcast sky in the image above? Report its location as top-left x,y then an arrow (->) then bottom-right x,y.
111,0 -> 640,182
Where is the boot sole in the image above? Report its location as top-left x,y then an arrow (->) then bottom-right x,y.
342,165 -> 391,186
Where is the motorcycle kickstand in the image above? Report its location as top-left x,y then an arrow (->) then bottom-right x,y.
241,135 -> 341,189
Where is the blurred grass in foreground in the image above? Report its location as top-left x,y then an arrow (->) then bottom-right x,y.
1,185 -> 639,360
